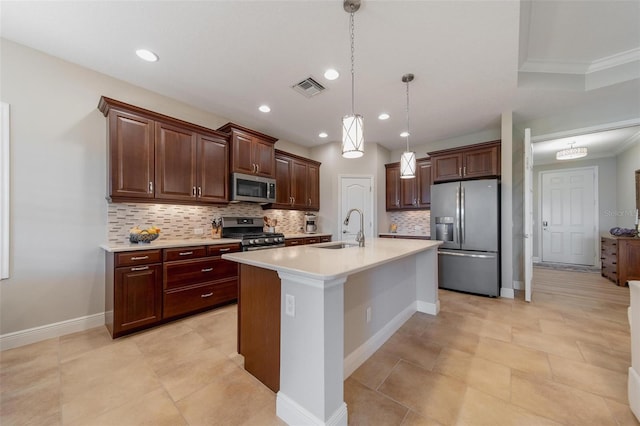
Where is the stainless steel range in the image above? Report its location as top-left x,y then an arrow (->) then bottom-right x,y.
221,217 -> 285,251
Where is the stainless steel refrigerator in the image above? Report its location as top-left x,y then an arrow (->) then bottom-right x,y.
430,179 -> 500,297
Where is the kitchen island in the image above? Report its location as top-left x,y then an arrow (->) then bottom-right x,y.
222,237 -> 441,426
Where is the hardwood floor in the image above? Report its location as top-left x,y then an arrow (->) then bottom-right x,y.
1,267 -> 637,425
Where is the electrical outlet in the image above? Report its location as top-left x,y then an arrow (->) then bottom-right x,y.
285,294 -> 295,317
193,228 -> 204,235
366,306 -> 372,323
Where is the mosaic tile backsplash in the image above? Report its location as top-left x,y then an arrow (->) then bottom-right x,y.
387,210 -> 431,235
107,203 -> 307,244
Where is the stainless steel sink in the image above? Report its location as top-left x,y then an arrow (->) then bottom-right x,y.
317,243 -> 358,249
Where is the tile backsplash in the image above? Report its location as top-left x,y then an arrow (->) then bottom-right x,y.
107,203 -> 307,244
387,210 -> 431,235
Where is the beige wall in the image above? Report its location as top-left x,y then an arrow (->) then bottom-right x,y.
616,139 -> 640,227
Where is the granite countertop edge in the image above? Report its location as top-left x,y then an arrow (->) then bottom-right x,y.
100,238 -> 243,252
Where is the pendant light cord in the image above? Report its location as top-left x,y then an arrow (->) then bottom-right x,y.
350,10 -> 355,115
405,79 -> 410,152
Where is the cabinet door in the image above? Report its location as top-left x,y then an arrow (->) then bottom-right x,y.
432,153 -> 463,182
291,159 -> 308,209
253,138 -> 275,178
275,155 -> 293,205
155,122 -> 197,201
417,160 -> 432,208
108,110 -> 155,200
307,163 -> 320,210
385,164 -> 401,210
114,264 -> 162,334
400,177 -> 418,208
231,132 -> 255,174
197,134 -> 229,202
463,145 -> 500,178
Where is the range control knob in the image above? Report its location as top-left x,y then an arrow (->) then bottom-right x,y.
248,239 -> 255,244
265,238 -> 272,243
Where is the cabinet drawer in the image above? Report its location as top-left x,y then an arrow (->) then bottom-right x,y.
208,243 -> 241,257
164,279 -> 237,319
164,257 -> 238,290
285,238 -> 305,247
320,236 -> 332,243
304,237 -> 320,245
115,250 -> 162,267
163,246 -> 206,261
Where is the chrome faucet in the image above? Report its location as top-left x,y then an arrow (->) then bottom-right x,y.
343,208 -> 365,247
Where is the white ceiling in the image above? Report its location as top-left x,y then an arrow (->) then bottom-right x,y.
2,1 -> 639,159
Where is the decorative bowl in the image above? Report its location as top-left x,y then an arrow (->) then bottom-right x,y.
129,233 -> 159,244
609,227 -> 639,237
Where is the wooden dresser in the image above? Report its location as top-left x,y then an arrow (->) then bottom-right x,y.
601,235 -> 640,286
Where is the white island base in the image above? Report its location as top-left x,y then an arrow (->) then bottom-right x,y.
223,238 -> 441,425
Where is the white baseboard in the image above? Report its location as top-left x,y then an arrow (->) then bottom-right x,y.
513,281 -> 523,290
343,302 -> 416,378
277,391 -> 348,426
0,312 -> 105,351
417,300 -> 440,315
533,256 -> 540,263
629,367 -> 640,422
500,287 -> 515,299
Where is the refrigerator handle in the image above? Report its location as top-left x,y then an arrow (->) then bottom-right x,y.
455,186 -> 460,244
461,186 -> 465,245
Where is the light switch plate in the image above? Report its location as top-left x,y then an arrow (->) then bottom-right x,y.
285,294 -> 295,317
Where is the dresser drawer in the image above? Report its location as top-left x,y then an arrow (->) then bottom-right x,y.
208,243 -> 241,257
163,279 -> 237,319
164,257 -> 238,290
115,250 -> 162,267
163,246 -> 207,262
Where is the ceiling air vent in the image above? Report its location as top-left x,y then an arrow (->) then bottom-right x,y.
292,77 -> 326,98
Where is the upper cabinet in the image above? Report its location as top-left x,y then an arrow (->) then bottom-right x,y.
385,157 -> 431,211
428,140 -> 501,183
217,123 -> 277,179
99,96 -> 229,205
271,150 -> 321,211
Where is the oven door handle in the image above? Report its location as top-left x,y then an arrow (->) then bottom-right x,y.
245,244 -> 285,251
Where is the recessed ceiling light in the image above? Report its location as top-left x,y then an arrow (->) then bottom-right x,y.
135,49 -> 158,62
259,105 -> 271,113
324,69 -> 339,80
400,131 -> 410,138
378,113 -> 390,120
319,132 -> 328,138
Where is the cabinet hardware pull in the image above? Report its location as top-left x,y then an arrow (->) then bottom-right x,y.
463,166 -> 466,175
131,256 -> 149,261
131,266 -> 149,271
308,198 -> 311,206
197,186 -> 202,197
149,182 -> 153,193
218,248 -> 231,252
459,167 -> 462,176
256,164 -> 260,173
192,186 -> 197,196
201,268 -> 213,272
201,292 -> 214,298
179,251 -> 193,256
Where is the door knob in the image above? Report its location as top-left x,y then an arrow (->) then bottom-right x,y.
343,230 -> 348,233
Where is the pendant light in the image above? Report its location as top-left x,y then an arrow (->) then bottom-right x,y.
556,141 -> 587,160
400,73 -> 416,178
342,0 -> 364,159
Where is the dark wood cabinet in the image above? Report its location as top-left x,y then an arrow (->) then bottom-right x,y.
99,97 -> 230,205
218,123 -> 277,178
106,250 -> 162,338
601,236 -> 640,286
385,158 -> 431,211
105,242 -> 241,338
429,140 -> 501,183
285,237 -> 305,247
285,236 -> 331,246
271,150 -> 321,211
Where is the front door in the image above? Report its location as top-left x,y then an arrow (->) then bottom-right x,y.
339,176 -> 374,242
541,167 -> 596,265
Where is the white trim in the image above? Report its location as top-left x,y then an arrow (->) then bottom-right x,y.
0,312 -> 105,351
513,280 -> 524,290
500,287 -> 515,299
417,299 -> 439,316
0,102 -> 9,280
532,256 -> 540,263
531,119 -> 640,143
276,391 -> 348,426
344,302 -> 416,378
588,47 -> 640,74
538,166 -> 599,266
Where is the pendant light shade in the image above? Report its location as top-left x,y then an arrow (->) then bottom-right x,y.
342,0 -> 364,159
556,142 -> 587,160
400,73 -> 416,179
342,114 -> 364,158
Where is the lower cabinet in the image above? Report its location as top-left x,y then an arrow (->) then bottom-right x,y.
285,235 -> 331,246
601,236 -> 640,286
105,243 -> 241,338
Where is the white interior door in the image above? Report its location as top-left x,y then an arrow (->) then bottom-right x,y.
541,167 -> 596,265
524,128 -> 533,302
339,176 -> 373,242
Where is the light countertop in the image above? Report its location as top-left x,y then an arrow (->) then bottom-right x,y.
283,232 -> 332,239
100,238 -> 243,253
379,232 -> 431,239
222,237 -> 441,281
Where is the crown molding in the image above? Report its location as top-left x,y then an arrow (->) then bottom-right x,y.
520,47 -> 640,76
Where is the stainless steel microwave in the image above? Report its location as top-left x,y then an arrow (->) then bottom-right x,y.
231,173 -> 276,204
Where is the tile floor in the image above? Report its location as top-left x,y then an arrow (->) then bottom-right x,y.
1,269 -> 638,425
